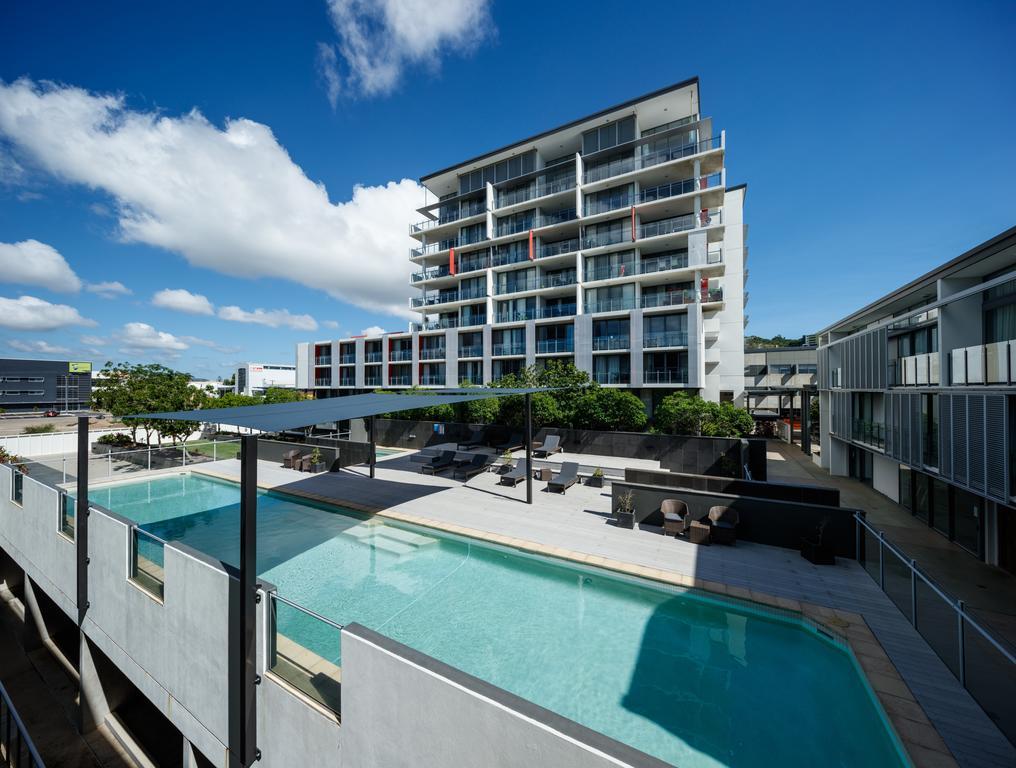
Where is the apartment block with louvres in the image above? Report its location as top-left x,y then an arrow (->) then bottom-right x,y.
297,77 -> 747,412
816,226 -> 1016,574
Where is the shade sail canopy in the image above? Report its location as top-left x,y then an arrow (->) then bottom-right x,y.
129,388 -> 553,433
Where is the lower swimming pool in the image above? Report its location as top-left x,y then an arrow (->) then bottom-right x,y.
88,473 -> 909,768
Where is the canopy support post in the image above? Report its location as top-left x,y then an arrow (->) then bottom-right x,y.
525,393 -> 533,505
368,416 -> 376,479
232,435 -> 258,767
76,415 -> 89,626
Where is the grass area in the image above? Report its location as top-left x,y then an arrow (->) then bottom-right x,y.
23,424 -> 56,434
187,440 -> 241,460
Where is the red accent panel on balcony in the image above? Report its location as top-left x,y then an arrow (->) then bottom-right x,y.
631,206 -> 636,241
449,247 -> 456,275
528,229 -> 534,260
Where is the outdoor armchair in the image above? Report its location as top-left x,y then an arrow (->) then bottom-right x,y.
707,506 -> 739,545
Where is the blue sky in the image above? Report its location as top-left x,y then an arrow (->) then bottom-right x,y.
0,0 -> 1013,377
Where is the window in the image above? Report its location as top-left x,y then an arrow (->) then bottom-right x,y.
952,487 -> 983,557
983,277 -> 1016,344
11,470 -> 23,504
582,116 -> 635,155
921,394 -> 938,468
899,466 -> 913,511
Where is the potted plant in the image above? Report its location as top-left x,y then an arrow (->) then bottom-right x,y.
588,467 -> 604,488
498,449 -> 514,474
615,489 -> 635,529
308,447 -> 327,473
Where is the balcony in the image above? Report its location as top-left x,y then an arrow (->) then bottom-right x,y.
496,278 -> 539,295
851,419 -> 885,450
314,378 -> 332,387
593,370 -> 631,385
494,311 -> 533,323
644,331 -> 688,348
537,339 -> 574,354
459,345 -> 484,358
388,375 -> 411,386
459,253 -> 492,273
638,254 -> 689,274
592,335 -> 630,351
638,173 -> 722,204
639,213 -> 696,240
534,209 -> 577,228
540,273 -> 576,289
339,355 -> 356,365
364,376 -> 381,387
389,350 -> 413,362
495,177 -> 576,209
365,352 -> 382,363
584,194 -> 636,217
314,356 -> 332,366
641,290 -> 696,309
413,319 -> 458,331
458,315 -> 486,328
583,230 -> 632,250
702,287 -> 724,303
420,375 -> 445,386
587,297 -> 635,314
412,292 -> 459,308
582,135 -> 723,184
412,265 -> 451,282
410,241 -> 446,259
410,202 -> 486,233
536,304 -> 576,319
643,369 -> 687,384
895,352 -> 940,386
492,343 -> 526,356
585,263 -> 634,281
420,346 -> 446,360
491,248 -> 530,268
539,238 -> 580,258
339,378 -> 355,387
950,340 -> 1015,385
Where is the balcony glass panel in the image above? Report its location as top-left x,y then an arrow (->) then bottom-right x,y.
537,339 -> 574,354
583,136 -> 722,183
270,594 -> 343,714
592,335 -> 630,351
641,290 -> 695,309
131,527 -> 166,599
643,369 -> 688,384
587,297 -> 635,313
644,331 -> 688,348
536,304 -> 576,319
538,238 -> 579,258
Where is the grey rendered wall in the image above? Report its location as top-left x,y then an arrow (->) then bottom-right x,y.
0,466 -> 77,619
340,624 -> 670,768
83,507 -> 232,765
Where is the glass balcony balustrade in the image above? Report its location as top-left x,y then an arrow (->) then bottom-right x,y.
494,310 -> 534,323
585,263 -> 635,281
641,290 -> 696,309
536,304 -> 576,319
592,335 -> 630,351
582,135 -> 723,184
643,369 -> 688,384
419,346 -> 446,360
420,375 -> 445,386
638,254 -> 689,274
593,370 -> 631,384
537,339 -> 574,354
339,355 -> 356,365
644,332 -> 688,348
538,238 -> 580,258
365,352 -> 382,363
492,343 -> 526,356
388,375 -> 411,386
458,345 -> 484,358
540,273 -> 577,289
389,349 -> 413,362
587,297 -> 635,313
495,278 -> 540,295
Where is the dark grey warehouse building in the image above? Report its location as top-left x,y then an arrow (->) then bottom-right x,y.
0,358 -> 93,413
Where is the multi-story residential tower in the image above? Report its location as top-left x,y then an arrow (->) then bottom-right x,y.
297,78 -> 747,410
817,226 -> 1016,574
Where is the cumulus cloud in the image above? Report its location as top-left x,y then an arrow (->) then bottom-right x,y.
361,325 -> 385,336
80,334 -> 108,347
0,239 -> 82,292
0,78 -> 420,317
152,288 -> 215,316
86,280 -> 131,298
323,0 -> 494,97
218,305 -> 318,331
0,295 -> 95,330
323,320 -> 340,329
182,335 -> 241,355
316,43 -> 342,109
116,322 -> 189,353
8,339 -> 71,355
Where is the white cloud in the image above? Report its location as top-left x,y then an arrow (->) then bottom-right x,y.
8,339 -> 71,355
86,280 -> 131,298
218,305 -> 318,331
80,334 -> 108,346
0,295 -> 95,330
323,320 -> 340,329
152,288 -> 215,316
117,322 -> 189,353
316,43 -> 342,109
361,325 -> 385,336
0,239 -> 82,292
324,0 -> 494,97
0,78 -> 420,317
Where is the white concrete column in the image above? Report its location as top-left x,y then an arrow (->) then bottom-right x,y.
354,337 -> 366,389
410,332 -> 420,387
630,309 -> 644,387
482,325 -> 493,384
444,328 -> 457,387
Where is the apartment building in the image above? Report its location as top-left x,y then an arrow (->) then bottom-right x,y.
744,345 -> 817,415
234,363 -> 296,397
0,358 -> 92,412
817,226 -> 1016,574
297,78 -> 747,410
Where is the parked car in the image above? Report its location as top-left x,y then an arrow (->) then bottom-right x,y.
44,409 -> 59,417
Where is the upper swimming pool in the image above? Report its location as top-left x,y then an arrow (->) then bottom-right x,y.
88,473 -> 909,768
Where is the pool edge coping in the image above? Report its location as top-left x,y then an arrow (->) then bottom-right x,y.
190,466 -> 957,768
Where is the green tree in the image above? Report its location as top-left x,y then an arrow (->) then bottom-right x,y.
572,388 -> 648,432
263,387 -> 305,404
654,391 -> 709,435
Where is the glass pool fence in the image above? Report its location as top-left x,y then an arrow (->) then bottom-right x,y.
855,512 -> 1016,747
267,591 -> 343,716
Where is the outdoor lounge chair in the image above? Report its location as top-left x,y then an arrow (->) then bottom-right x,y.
661,499 -> 690,537
281,449 -> 300,468
498,461 -> 529,487
421,450 -> 457,475
707,505 -> 739,545
493,433 -> 524,452
453,453 -> 492,480
409,447 -> 440,464
801,518 -> 835,565
534,434 -> 562,458
547,462 -> 579,493
457,427 -> 487,450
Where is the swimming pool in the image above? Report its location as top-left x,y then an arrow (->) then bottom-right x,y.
89,473 -> 909,768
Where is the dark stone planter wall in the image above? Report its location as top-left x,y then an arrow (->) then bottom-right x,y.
611,481 -> 857,557
623,468 -> 839,507
371,419 -> 767,480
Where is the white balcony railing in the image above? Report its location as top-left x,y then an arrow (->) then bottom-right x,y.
897,353 -> 940,386
951,340 -> 1015,385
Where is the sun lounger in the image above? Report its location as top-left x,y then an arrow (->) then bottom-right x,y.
534,434 -> 562,458
457,427 -> 487,450
547,461 -> 579,493
410,448 -> 440,464
453,453 -> 492,480
421,450 -> 457,475
498,461 -> 529,487
493,433 -> 524,452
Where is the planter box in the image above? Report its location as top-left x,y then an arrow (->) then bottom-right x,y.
587,475 -> 604,488
309,462 -> 327,474
615,511 -> 634,529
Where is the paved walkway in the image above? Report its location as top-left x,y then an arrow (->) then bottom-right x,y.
765,441 -> 1016,651
195,454 -> 1013,768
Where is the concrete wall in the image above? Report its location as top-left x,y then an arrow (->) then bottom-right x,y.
623,467 -> 839,507
872,452 -> 900,503
0,465 -> 77,619
0,427 -> 203,458
340,624 -> 670,768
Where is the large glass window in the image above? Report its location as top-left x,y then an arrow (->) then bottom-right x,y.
931,478 -> 950,536
983,277 -> 1016,344
914,473 -> 930,522
581,116 -> 635,155
584,184 -> 634,216
952,487 -> 983,556
922,393 -> 938,468
899,465 -> 913,511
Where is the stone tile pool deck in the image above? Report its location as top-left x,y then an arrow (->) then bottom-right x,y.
175,452 -> 1012,768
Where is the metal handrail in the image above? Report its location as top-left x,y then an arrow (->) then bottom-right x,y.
271,592 -> 345,632
0,679 -> 45,767
855,511 -> 1016,665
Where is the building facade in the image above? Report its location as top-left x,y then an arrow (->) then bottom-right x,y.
744,345 -> 817,415
0,358 -> 92,412
234,363 -> 296,397
297,78 -> 747,410
817,226 -> 1016,574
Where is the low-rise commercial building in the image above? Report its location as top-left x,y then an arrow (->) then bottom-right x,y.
234,363 -> 296,397
0,358 -> 92,412
817,226 -> 1016,574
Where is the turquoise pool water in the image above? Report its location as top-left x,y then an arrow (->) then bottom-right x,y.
90,474 -> 908,768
